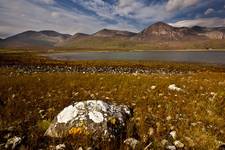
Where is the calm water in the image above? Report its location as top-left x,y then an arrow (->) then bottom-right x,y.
46,51 -> 225,65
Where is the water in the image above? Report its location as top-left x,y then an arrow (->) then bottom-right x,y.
45,51 -> 225,65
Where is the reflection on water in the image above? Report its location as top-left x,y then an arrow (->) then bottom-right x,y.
45,51 -> 225,65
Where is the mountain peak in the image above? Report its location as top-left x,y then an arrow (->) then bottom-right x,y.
147,22 -> 173,30
152,21 -> 170,26
138,21 -> 193,40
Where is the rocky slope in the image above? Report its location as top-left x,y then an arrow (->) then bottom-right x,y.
135,22 -> 203,40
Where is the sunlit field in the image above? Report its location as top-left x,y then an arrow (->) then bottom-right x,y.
0,53 -> 225,149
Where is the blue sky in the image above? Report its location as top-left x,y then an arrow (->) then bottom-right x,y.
0,0 -> 225,38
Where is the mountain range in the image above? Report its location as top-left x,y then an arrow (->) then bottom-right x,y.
0,22 -> 225,51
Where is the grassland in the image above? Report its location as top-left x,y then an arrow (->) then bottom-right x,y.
0,53 -> 225,149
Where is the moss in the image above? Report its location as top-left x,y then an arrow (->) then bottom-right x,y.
37,120 -> 51,131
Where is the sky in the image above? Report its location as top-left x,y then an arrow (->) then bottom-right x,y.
0,0 -> 225,38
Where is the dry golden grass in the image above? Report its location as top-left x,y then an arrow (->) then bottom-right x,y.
0,65 -> 225,149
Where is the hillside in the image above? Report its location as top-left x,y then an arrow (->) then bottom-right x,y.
0,30 -> 71,50
1,22 -> 225,51
93,29 -> 137,38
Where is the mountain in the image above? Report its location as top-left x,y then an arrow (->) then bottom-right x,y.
1,22 -> 225,50
72,33 -> 89,39
135,22 -> 203,41
93,29 -> 137,38
0,30 -> 71,50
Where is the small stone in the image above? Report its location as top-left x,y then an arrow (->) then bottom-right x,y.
5,136 -> 22,150
168,84 -> 183,92
169,131 -> 177,139
148,127 -> 154,136
151,85 -> 156,90
56,144 -> 66,150
174,140 -> 184,148
12,94 -> 16,99
166,145 -> 176,150
78,147 -> 83,150
90,94 -> 95,99
191,122 -> 197,126
124,138 -> 141,150
166,116 -> 172,121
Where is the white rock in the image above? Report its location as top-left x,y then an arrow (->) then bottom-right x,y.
5,136 -> 21,150
88,111 -> 104,123
166,116 -> 172,121
151,85 -> 156,90
168,84 -> 183,92
166,145 -> 176,150
56,100 -> 115,124
169,131 -> 177,139
78,147 -> 83,150
174,140 -> 184,148
45,100 -> 132,138
57,105 -> 78,123
148,127 -> 154,136
56,144 -> 66,150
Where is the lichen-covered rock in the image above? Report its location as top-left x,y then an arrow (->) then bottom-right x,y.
45,100 -> 132,140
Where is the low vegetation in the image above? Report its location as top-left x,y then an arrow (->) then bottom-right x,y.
0,53 -> 225,149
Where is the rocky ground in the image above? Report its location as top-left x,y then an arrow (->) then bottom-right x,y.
0,53 -> 225,150
1,63 -> 193,75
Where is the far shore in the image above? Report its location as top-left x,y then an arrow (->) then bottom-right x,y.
1,48 -> 225,53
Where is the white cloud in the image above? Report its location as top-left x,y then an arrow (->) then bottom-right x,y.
166,0 -> 201,11
0,0 -> 110,38
170,18 -> 225,27
39,0 -> 55,4
0,0 -> 141,38
115,0 -> 172,22
71,0 -> 115,20
0,0 -> 221,38
204,8 -> 214,15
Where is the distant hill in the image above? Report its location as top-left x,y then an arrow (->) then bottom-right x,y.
0,30 -> 71,50
93,29 -> 137,38
1,22 -> 225,51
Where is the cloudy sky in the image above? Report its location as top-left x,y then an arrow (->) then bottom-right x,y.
0,0 -> 225,38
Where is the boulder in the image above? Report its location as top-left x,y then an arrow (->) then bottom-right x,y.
45,100 -> 132,140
